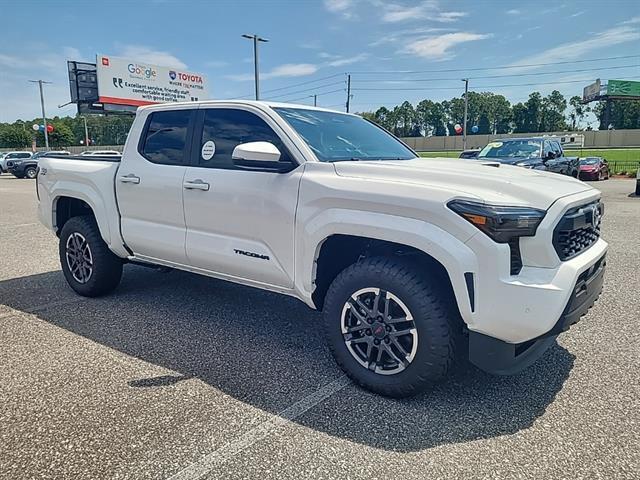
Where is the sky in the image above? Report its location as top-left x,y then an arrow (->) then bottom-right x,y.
1,0 -> 639,126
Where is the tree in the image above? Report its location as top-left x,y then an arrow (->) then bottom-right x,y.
0,125 -> 32,148
568,95 -> 590,130
540,90 -> 567,132
34,122 -> 74,148
593,99 -> 640,130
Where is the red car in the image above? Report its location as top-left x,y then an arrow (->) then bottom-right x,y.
579,157 -> 609,181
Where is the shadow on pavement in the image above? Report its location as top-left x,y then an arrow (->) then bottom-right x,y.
0,266 -> 574,452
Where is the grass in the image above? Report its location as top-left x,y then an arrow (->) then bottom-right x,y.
418,148 -> 640,174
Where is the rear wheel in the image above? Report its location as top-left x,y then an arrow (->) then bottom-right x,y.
59,216 -> 123,297
323,257 -> 459,398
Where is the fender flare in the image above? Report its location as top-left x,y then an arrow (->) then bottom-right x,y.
295,208 -> 478,322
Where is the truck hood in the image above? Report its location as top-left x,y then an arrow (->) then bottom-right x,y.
333,157 -> 595,209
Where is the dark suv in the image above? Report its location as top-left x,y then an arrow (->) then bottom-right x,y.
477,137 -> 579,177
7,150 -> 70,179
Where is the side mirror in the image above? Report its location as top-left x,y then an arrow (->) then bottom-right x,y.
232,141 -> 293,172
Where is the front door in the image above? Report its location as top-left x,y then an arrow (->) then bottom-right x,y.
183,107 -> 302,288
117,107 -> 195,265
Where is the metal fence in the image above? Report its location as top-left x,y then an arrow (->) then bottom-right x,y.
607,160 -> 640,174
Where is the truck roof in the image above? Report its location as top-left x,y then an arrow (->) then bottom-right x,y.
137,100 -> 352,115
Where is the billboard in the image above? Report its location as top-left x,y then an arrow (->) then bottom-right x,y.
606,80 -> 640,98
582,79 -> 601,103
96,55 -> 209,107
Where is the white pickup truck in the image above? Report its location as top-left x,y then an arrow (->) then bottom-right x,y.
37,101 -> 607,397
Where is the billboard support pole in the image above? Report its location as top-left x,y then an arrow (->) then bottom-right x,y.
30,79 -> 52,149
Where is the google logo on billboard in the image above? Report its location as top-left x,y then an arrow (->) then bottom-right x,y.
127,63 -> 157,79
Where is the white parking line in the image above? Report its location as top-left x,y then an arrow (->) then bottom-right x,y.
167,374 -> 352,480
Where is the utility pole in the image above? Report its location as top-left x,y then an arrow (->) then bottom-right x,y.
313,94 -> 317,107
242,34 -> 269,100
346,74 -> 351,113
29,79 -> 52,149
82,116 -> 89,146
462,78 -> 469,150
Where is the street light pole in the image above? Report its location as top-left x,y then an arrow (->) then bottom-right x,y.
462,78 -> 469,150
242,34 -> 269,100
30,79 -> 52,149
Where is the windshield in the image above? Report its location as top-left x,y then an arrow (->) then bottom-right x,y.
581,158 -> 600,165
273,107 -> 415,162
478,140 -> 542,159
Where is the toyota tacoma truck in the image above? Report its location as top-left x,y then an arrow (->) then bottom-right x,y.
36,101 -> 606,397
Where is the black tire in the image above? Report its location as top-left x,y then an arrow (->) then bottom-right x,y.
25,166 -> 37,179
59,215 -> 123,297
323,256 -> 459,398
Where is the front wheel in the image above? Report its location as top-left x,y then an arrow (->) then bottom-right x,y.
59,215 -> 123,297
323,257 -> 459,397
25,166 -> 37,179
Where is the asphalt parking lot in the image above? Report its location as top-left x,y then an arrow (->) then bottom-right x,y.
1,175 -> 638,479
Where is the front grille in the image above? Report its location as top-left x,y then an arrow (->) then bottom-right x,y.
553,201 -> 603,261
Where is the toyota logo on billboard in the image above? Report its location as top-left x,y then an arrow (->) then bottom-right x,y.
169,70 -> 177,80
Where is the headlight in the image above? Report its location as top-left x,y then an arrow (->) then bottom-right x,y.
516,162 -> 534,169
448,200 -> 545,243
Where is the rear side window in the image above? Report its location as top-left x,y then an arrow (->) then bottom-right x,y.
197,108 -> 289,168
141,110 -> 193,165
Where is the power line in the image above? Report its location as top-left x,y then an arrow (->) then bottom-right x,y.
349,54 -> 640,75
235,72 -> 346,99
278,88 -> 345,103
352,76 -> 640,92
352,64 -> 640,83
264,81 -> 345,100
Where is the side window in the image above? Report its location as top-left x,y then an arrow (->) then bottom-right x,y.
553,141 -> 563,157
197,108 -> 289,169
19,153 -> 31,159
141,109 -> 193,165
543,141 -> 553,159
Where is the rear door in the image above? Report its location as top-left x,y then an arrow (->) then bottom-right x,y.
182,106 -> 303,288
117,107 -> 196,265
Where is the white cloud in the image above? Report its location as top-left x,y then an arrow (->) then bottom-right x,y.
227,63 -> 318,81
508,25 -> 640,71
570,11 -> 585,18
324,0 -> 356,19
622,16 -> 640,24
506,9 -> 520,15
382,1 -> 467,23
404,32 -> 492,60
203,60 -> 229,68
326,53 -> 369,67
116,45 -> 187,69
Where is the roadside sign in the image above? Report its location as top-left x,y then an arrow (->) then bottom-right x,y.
582,79 -> 601,103
606,80 -> 640,98
96,55 -> 210,107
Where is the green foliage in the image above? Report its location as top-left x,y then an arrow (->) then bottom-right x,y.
0,114 -> 134,149
360,90 -> 576,138
0,124 -> 32,148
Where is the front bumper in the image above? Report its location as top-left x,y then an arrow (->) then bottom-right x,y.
469,251 -> 606,375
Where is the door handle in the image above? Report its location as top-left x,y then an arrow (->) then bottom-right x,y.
119,174 -> 140,184
183,179 -> 210,191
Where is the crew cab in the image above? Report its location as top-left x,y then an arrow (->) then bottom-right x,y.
1,151 -> 32,174
477,137 -> 580,177
36,101 -> 607,397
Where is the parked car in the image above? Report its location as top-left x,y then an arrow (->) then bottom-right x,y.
459,149 -> 480,159
1,151 -> 32,174
80,150 -> 121,156
476,137 -> 580,177
32,150 -> 71,160
36,101 -> 606,397
579,157 -> 610,181
8,151 -> 71,179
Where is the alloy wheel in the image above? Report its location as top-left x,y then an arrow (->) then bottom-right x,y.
341,287 -> 418,375
65,232 -> 93,283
